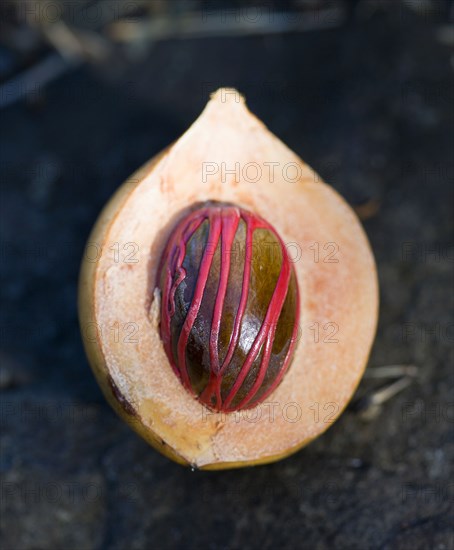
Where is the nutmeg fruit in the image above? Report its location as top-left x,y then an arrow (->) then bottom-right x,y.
78,88 -> 378,469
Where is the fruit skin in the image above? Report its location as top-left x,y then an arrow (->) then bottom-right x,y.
158,201 -> 300,413
78,89 -> 379,469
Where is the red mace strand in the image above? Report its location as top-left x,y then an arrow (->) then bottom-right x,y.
158,203 -> 300,412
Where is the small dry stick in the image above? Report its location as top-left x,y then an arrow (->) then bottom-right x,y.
108,6 -> 347,44
363,364 -> 418,379
352,364 -> 418,420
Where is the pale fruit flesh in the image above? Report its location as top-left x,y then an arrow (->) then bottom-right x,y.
78,88 -> 379,469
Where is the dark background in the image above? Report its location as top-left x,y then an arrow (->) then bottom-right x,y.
0,1 -> 453,549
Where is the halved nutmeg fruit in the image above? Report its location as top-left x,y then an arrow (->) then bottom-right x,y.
78,88 -> 378,469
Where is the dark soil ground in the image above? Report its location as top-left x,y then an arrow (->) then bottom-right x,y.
1,3 -> 453,550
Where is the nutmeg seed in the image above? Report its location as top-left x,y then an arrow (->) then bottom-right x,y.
158,202 -> 300,412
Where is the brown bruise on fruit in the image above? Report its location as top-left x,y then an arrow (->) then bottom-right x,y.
158,202 -> 300,413
107,374 -> 137,418
78,89 -> 379,469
